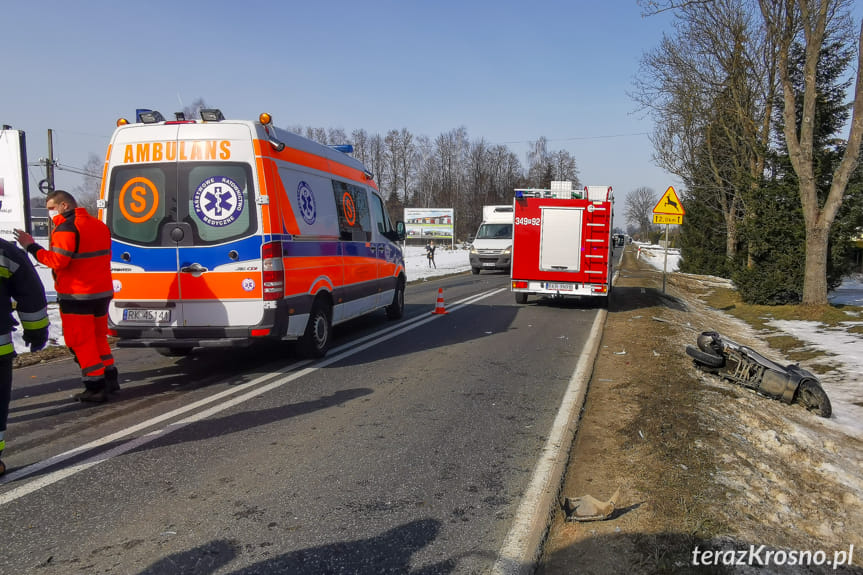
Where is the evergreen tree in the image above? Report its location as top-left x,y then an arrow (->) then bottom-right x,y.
734,39 -> 859,304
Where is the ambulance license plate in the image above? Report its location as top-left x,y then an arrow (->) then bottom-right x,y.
482,262 -> 496,267
546,283 -> 573,291
123,308 -> 171,322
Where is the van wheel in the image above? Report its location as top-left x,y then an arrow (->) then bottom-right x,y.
386,277 -> 405,320
298,299 -> 332,358
471,267 -> 480,275
515,293 -> 528,304
156,347 -> 194,357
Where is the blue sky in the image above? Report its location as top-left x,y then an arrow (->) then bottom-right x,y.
4,1 -> 682,209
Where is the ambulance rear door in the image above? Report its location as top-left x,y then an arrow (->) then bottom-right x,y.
106,122 -> 264,332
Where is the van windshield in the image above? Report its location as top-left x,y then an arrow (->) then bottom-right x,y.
476,223 -> 512,240
107,162 -> 256,246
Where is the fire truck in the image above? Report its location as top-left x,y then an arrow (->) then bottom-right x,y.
510,182 -> 614,306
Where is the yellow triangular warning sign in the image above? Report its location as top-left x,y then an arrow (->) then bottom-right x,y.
653,186 -> 685,215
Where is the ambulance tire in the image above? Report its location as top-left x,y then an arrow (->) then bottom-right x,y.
298,298 -> 332,358
515,292 -> 528,304
471,267 -> 480,275
386,277 -> 406,320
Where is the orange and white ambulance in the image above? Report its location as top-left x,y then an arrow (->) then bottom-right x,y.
99,109 -> 406,358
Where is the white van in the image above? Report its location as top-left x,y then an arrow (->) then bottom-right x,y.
100,109 -> 406,358
469,205 -> 514,274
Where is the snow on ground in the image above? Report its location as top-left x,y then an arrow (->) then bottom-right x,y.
638,242 -> 863,439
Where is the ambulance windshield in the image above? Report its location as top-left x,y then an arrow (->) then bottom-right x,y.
107,162 -> 257,246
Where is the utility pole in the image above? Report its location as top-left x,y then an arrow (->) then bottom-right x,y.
46,129 -> 55,193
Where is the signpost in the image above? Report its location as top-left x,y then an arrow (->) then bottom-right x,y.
652,186 -> 685,292
0,127 -> 32,242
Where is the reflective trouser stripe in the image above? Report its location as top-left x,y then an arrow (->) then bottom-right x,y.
60,311 -> 108,379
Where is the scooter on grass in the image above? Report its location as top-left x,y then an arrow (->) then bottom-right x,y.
685,331 -> 832,418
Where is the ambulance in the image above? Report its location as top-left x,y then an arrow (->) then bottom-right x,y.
510,182 -> 614,306
99,109 -> 406,358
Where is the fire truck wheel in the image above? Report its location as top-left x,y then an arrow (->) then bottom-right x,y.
795,379 -> 832,418
515,292 -> 528,304
386,277 -> 406,320
471,267 -> 480,275
299,298 -> 332,358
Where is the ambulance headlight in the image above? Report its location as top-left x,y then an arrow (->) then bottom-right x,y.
503,245 -> 512,255
470,245 -> 478,254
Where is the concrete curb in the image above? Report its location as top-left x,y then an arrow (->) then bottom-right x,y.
490,307 -> 607,574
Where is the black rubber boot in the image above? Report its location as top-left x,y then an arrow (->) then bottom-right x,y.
105,366 -> 120,394
75,378 -> 107,403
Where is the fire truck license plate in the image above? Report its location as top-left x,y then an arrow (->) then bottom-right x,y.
123,309 -> 171,322
546,283 -> 573,291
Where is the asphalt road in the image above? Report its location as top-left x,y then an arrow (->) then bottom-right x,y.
0,272 -> 604,574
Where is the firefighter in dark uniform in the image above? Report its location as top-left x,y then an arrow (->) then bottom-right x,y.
0,238 -> 49,476
14,190 -> 117,403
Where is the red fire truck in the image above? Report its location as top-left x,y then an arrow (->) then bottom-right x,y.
510,182 -> 614,306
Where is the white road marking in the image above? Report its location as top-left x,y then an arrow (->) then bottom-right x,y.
0,287 -> 506,504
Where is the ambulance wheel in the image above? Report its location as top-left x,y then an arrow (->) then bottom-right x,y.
386,277 -> 406,320
299,299 -> 332,358
155,347 -> 194,357
471,267 -> 480,275
515,292 -> 528,304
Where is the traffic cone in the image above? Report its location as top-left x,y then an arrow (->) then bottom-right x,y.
431,287 -> 448,315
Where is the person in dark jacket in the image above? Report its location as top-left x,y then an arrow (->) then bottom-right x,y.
14,190 -> 117,403
425,240 -> 436,268
0,238 -> 49,476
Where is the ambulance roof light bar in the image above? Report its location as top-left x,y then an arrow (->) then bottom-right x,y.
138,110 -> 165,124
200,109 -> 225,122
329,144 -> 354,154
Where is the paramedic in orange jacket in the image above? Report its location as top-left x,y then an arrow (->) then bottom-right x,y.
14,190 -> 118,403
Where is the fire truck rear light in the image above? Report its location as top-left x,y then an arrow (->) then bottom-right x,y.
251,328 -> 271,337
512,281 -> 528,289
592,286 -> 607,293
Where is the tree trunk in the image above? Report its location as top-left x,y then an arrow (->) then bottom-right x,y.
802,222 -> 830,305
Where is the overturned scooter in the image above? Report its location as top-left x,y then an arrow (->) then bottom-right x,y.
686,331 -> 832,418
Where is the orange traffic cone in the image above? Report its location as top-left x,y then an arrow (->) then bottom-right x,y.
431,287 -> 448,315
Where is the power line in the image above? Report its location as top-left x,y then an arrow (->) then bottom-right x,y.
501,131 -> 650,145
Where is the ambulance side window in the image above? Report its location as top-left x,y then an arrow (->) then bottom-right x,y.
332,181 -> 371,242
369,192 -> 392,236
108,166 -> 169,244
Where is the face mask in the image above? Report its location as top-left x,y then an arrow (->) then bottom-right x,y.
48,209 -> 59,220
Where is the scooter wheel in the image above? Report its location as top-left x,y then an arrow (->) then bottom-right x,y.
795,379 -> 832,418
685,345 -> 726,368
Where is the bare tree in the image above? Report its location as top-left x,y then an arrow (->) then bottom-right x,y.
635,0 -> 778,262
760,0 -> 863,304
626,186 -> 659,239
72,153 -> 103,215
182,97 -> 208,120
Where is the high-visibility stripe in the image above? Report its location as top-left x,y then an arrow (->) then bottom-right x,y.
17,307 -> 48,322
21,317 -> 49,330
0,343 -> 13,356
71,249 -> 111,259
0,255 -> 20,274
57,290 -> 114,301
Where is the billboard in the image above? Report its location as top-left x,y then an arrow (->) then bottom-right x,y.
0,128 -> 31,241
404,208 -> 454,240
